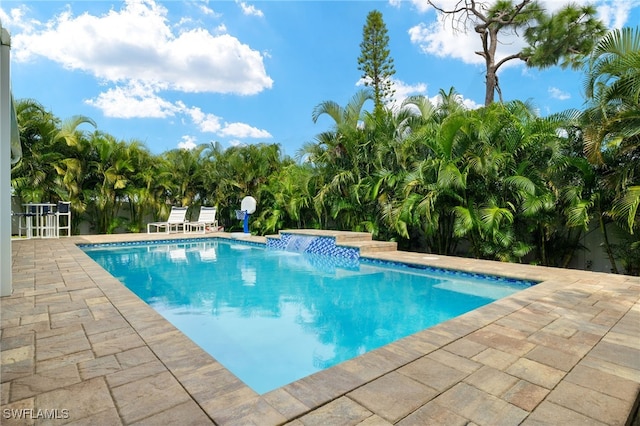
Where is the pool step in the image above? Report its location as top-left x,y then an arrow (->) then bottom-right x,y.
341,239 -> 398,255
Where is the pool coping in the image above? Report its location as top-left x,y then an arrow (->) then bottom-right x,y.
2,233 -> 639,425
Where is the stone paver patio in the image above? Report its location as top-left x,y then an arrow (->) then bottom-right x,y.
1,232 -> 639,425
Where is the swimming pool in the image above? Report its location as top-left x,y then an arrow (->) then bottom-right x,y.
81,238 -> 534,394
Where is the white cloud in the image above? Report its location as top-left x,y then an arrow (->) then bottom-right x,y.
391,0 -> 433,13
356,77 -> 427,102
5,0 -> 274,145
548,87 -> 571,101
186,106 -> 271,139
196,3 -> 219,17
186,106 -> 223,133
597,1 -> 635,29
391,80 -> 428,104
10,0 -> 272,95
219,122 -> 271,139
408,19 -> 527,68
237,1 -> 264,17
178,135 -> 198,150
85,81 -> 180,118
84,82 -> 271,141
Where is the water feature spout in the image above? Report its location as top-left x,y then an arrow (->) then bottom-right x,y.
284,234 -> 316,253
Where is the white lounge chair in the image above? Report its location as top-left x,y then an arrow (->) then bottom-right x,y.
147,206 -> 188,234
185,206 -> 218,233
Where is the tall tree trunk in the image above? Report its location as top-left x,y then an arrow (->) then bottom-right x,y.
485,67 -> 497,105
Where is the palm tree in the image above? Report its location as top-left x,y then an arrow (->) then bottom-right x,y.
12,99 -> 96,235
304,89 -> 376,232
583,26 -> 640,235
85,132 -> 136,233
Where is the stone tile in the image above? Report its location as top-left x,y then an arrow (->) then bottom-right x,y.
49,308 -> 92,329
348,372 -> 437,423
603,330 -> 640,350
65,407 -> 121,425
571,330 -> 602,347
105,360 -> 167,388
1,344 -> 33,366
81,317 -> 130,336
394,334 -> 439,356
111,371 -> 190,424
1,381 -> 9,405
443,339 -> 487,358
36,324 -> 83,340
35,329 -> 91,362
1,333 -> 34,353
201,386 -> 259,420
524,344 -> 581,372
471,347 -> 519,370
0,397 -> 35,426
381,340 -> 423,365
304,365 -> 366,398
336,349 -> 398,384
34,293 -> 71,306
546,380 -> 634,425
114,346 -> 158,369
49,300 -> 87,318
68,289 -> 105,302
78,355 -> 121,380
11,364 -> 81,400
502,380 -> 549,412
19,312 -> 49,326
36,350 -> 95,374
483,322 -> 532,340
434,382 -> 528,426
0,321 -> 51,339
591,309 -> 625,327
396,401 -> 469,426
0,316 -> 20,329
505,358 -> 566,389
35,377 -> 116,424
130,400 -> 213,425
88,329 -> 145,357
87,303 -> 121,321
426,349 -> 481,374
580,354 -> 640,383
463,365 -> 519,397
398,356 -> 467,392
1,358 -> 34,383
467,328 -> 536,357
495,315 -> 543,335
297,397 -> 371,426
527,329 -> 593,357
413,328 -> 457,348
589,340 -> 640,371
262,388 -> 309,420
523,400 -> 607,425
175,363 -> 239,403
357,414 -> 393,425
565,364 -> 640,402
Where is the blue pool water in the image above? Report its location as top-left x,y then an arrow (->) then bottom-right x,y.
81,238 -> 534,394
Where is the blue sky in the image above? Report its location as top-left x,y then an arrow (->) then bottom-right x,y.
1,0 -> 639,157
